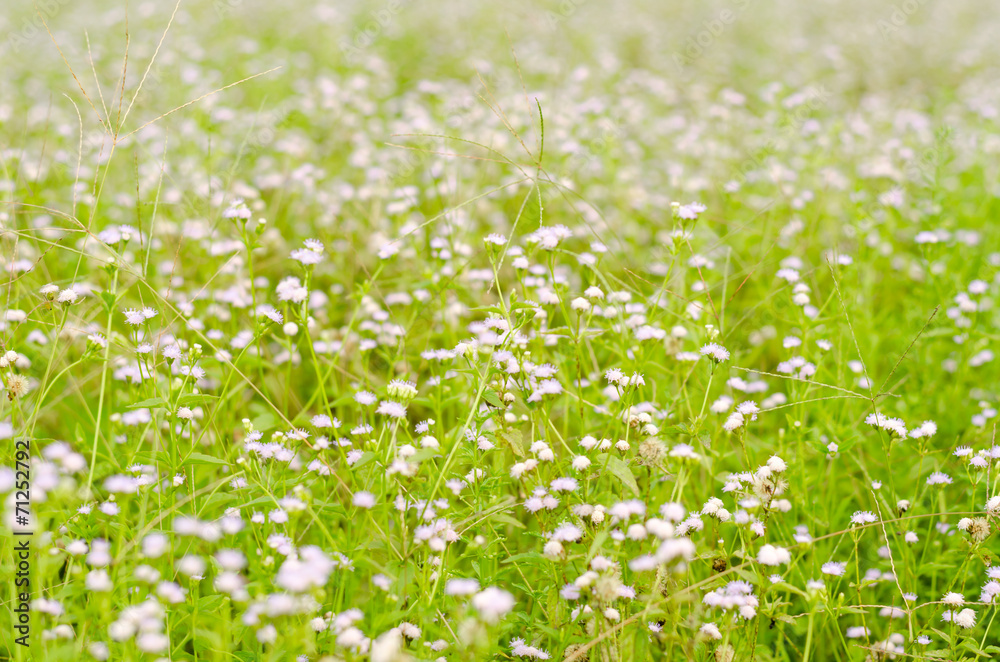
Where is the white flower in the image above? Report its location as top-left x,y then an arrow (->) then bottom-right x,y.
947,608 -> 976,629
445,578 -> 480,596
142,533 -> 170,558
699,623 -> 722,640
85,569 -> 113,592
850,511 -> 877,525
700,343 -> 730,362
136,632 -> 169,653
723,412 -> 745,432
376,400 -> 407,418
223,199 -> 252,219
926,472 -> 952,486
291,239 -> 324,265
655,538 -> 696,565
942,592 -> 964,606
57,288 -> 79,303
510,638 -> 550,659
543,540 -> 564,559
256,625 -> 278,644
757,544 -> 791,566
552,523 -> 582,542
675,201 -> 706,219
821,562 -> 846,576
472,587 -> 515,622
864,412 -> 907,437
626,524 -> 647,540
527,225 -> 572,250
275,546 -> 334,592
353,491 -> 376,508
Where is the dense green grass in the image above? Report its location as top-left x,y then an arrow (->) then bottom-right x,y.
2,0 -> 1000,659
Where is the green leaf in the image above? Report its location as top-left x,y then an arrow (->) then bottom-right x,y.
251,411 -> 278,433
241,495 -> 283,508
99,291 -> 117,312
467,304 -> 504,315
597,454 -> 640,497
197,594 -> 227,611
493,512 -> 526,529
193,627 -> 223,652
201,492 -> 236,510
128,451 -> 160,466
498,428 -> 526,458
351,451 -> 377,470
482,389 -> 503,408
127,397 -> 168,409
501,551 -> 547,567
312,500 -> 347,514
587,529 -> 609,559
410,447 -> 442,463
780,583 -> 809,599
183,452 -> 229,466
177,393 -> 218,407
960,640 -> 990,657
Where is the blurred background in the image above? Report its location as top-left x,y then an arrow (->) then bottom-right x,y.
2,0 -> 1000,278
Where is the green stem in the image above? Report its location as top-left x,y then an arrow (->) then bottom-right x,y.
86,265 -> 121,493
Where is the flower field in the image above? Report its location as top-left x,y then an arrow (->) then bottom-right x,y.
2,0 -> 1000,659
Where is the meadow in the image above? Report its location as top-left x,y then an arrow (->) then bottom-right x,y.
2,0 -> 1000,659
